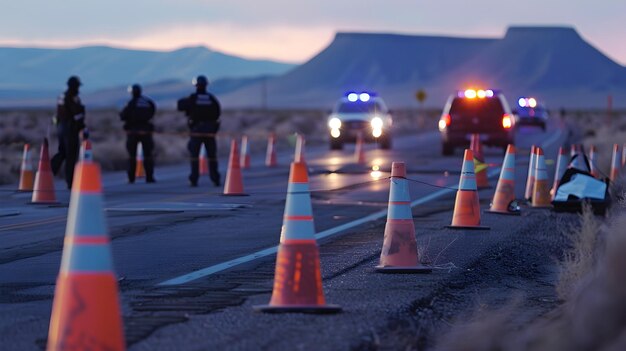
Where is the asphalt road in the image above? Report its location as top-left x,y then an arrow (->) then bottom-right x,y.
0,119 -> 572,350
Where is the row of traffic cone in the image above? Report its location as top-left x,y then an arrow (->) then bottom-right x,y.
43,138 -> 622,347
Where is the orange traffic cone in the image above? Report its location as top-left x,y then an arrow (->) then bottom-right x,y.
524,145 -> 537,202
551,146 -> 568,200
31,139 -> 58,204
610,144 -> 621,181
223,139 -> 246,196
46,143 -> 125,351
266,133 -> 278,167
447,149 -> 489,229
354,131 -> 366,164
486,144 -> 519,215
588,145 -> 599,178
531,147 -> 552,208
199,144 -> 209,175
240,135 -> 251,169
470,134 -> 489,188
79,138 -> 93,162
376,162 -> 431,273
254,162 -> 341,313
294,133 -> 306,164
18,144 -> 35,191
135,142 -> 145,178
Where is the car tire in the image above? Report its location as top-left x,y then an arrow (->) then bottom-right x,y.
379,135 -> 392,150
330,138 -> 343,150
442,143 -> 454,156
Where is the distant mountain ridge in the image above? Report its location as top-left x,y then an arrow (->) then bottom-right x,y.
0,45 -> 294,91
2,26 -> 625,109
220,26 -> 626,109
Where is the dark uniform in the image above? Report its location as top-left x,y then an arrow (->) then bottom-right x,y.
177,75 -> 221,187
120,84 -> 156,183
51,76 -> 86,189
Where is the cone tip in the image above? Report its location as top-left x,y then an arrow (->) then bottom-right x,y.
536,147 -> 544,156
289,161 -> 309,183
464,149 -> 474,161
506,144 -> 515,154
559,146 -> 567,155
390,162 -> 406,177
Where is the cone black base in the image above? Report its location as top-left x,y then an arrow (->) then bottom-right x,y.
375,265 -> 432,274
484,210 -> 521,216
445,225 -> 490,230
220,193 -> 250,197
253,304 -> 342,314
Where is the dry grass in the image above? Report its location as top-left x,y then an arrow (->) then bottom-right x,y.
435,195 -> 626,351
556,205 -> 601,300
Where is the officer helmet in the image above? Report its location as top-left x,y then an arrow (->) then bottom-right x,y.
192,75 -> 209,87
128,84 -> 142,97
67,76 -> 82,88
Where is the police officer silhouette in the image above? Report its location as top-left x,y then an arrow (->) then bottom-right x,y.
177,75 -> 221,187
120,84 -> 156,183
51,76 -> 86,189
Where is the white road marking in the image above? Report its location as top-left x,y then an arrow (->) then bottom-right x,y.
158,129 -> 563,286
158,167 -> 500,286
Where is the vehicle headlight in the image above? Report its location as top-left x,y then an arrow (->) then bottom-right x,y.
371,117 -> 383,129
328,117 -> 342,129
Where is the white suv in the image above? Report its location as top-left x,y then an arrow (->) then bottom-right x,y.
327,92 -> 393,150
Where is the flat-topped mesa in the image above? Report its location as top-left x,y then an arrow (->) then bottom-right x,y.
503,26 -> 582,41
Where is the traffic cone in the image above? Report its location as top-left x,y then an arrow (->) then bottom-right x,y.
569,144 -> 589,172
46,144 -> 125,351
135,142 -> 145,178
524,145 -> 537,202
588,145 -> 599,178
240,135 -> 251,169
354,131 -> 366,164
486,144 -> 519,215
31,138 -> 58,204
266,133 -> 278,167
79,138 -> 93,162
376,162 -> 431,273
254,162 -> 341,313
570,144 -> 577,158
447,149 -> 489,229
551,146 -> 568,200
470,134 -> 489,188
531,147 -> 552,208
199,144 -> 209,175
18,144 -> 35,191
223,139 -> 246,196
294,134 -> 306,164
610,144 -> 621,181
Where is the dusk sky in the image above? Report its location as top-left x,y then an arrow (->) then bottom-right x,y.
2,1 -> 625,65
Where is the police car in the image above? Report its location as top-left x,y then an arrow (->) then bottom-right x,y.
327,92 -> 393,150
438,89 -> 515,155
514,97 -> 548,131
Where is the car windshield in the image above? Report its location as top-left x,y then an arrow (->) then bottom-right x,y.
517,107 -> 547,117
449,97 -> 504,119
336,101 -> 384,113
